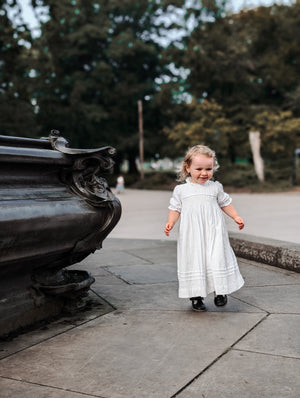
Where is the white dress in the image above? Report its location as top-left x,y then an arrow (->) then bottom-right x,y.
168,179 -> 244,298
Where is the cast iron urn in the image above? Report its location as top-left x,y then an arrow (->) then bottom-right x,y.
0,130 -> 121,336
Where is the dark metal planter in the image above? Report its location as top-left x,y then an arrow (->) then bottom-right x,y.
0,130 -> 121,337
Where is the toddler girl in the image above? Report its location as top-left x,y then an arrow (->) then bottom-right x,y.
164,145 -> 245,311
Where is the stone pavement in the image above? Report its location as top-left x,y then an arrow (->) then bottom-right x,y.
0,189 -> 300,397
1,237 -> 300,398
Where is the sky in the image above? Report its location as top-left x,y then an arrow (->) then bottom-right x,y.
228,0 -> 294,12
18,0 -> 295,37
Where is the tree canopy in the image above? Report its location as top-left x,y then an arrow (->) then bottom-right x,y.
164,2 -> 300,160
1,0 -> 300,180
29,0 -> 189,166
0,0 -> 37,135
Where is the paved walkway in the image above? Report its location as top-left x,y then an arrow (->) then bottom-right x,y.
109,189 -> 300,244
0,189 -> 300,397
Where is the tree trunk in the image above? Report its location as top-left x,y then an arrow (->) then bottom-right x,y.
128,151 -> 139,174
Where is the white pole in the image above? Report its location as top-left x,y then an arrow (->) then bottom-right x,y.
249,131 -> 264,182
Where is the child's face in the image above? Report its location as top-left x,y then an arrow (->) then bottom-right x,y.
186,154 -> 214,184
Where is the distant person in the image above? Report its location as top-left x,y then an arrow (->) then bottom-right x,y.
116,175 -> 125,194
164,145 -> 245,312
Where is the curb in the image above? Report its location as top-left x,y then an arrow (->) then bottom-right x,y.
229,232 -> 300,273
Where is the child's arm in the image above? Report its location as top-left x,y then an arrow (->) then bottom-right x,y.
221,204 -> 244,230
164,210 -> 180,236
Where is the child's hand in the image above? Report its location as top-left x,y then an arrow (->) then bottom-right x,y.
164,210 -> 180,236
234,216 -> 244,230
164,222 -> 173,236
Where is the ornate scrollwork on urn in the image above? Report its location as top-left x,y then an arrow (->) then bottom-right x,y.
48,130 -> 116,206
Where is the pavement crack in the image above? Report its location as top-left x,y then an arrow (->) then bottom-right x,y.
124,250 -> 154,264
232,348 -> 300,361
102,267 -> 132,285
170,348 -> 231,397
0,376 -> 107,397
230,313 -> 270,348
170,314 -> 270,397
242,283 -> 300,288
231,296 -> 269,313
90,289 -> 117,310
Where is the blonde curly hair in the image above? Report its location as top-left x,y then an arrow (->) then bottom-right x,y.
178,145 -> 219,182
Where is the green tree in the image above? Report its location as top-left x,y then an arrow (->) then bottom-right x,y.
177,2 -> 300,178
183,3 -> 300,109
0,0 -> 37,136
163,98 -> 235,157
29,0 -> 186,172
250,107 -> 300,158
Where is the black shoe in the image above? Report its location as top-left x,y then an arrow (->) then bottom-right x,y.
214,295 -> 228,307
190,297 -> 206,312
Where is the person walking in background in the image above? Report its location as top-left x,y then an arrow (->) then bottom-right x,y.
116,175 -> 125,194
164,145 -> 245,312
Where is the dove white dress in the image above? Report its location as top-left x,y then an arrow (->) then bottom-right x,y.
168,179 -> 244,298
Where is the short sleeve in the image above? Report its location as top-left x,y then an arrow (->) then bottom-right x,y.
168,185 -> 182,213
216,181 -> 232,208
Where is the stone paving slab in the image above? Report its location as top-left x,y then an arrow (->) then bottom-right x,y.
0,310 -> 265,398
238,259 -> 300,286
86,249 -> 152,267
0,291 -> 113,360
104,263 -> 178,284
126,246 -> 178,265
0,378 -> 95,398
99,240 -> 177,267
102,238 -> 172,251
235,313 -> 300,358
233,285 -> 300,314
177,350 -> 300,398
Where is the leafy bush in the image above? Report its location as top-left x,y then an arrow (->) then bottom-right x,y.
105,171 -> 177,190
105,160 -> 295,193
215,162 -> 257,188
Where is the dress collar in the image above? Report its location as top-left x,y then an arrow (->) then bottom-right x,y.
186,177 -> 210,186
